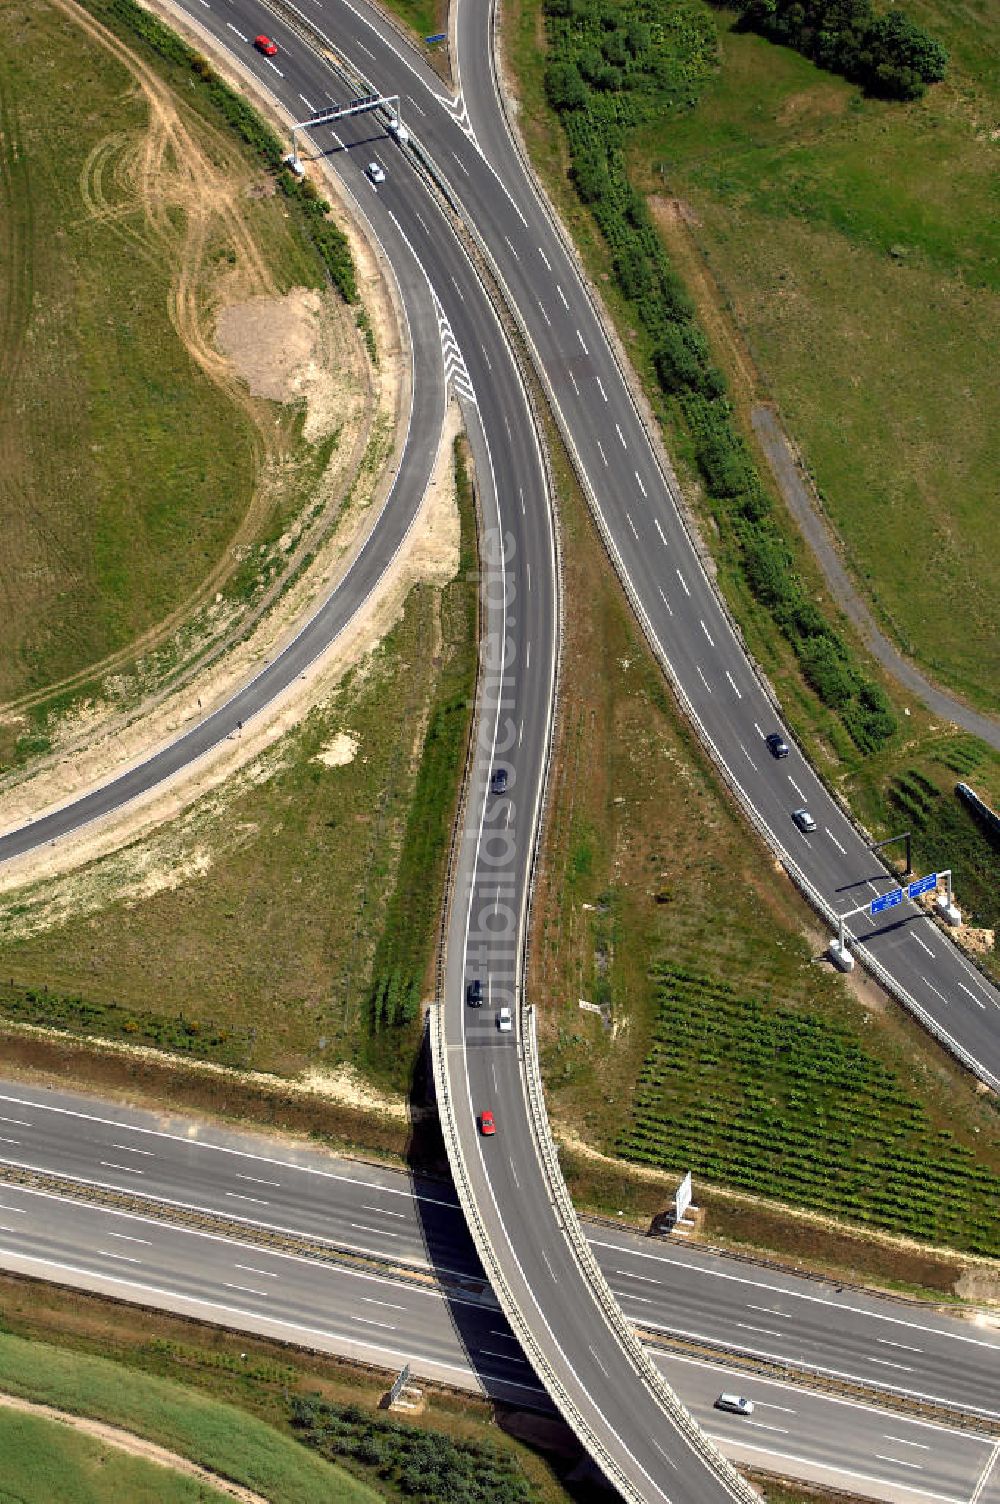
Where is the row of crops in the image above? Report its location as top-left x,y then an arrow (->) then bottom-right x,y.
616,964 -> 999,1254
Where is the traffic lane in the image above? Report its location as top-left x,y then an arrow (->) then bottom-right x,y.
0,24 -> 449,867
459,877 -> 752,1498
343,0 -> 1000,1072
0,1180 -> 544,1404
0,1083 -> 480,1277
111,2 -> 1000,1087
461,1046 -> 733,1500
658,1352 -> 997,1504
445,356 -> 716,1498
0,1180 -> 994,1504
612,1281 -> 1000,1424
607,463 -> 1000,1069
224,0 -> 1000,1072
596,1232 -> 1000,1417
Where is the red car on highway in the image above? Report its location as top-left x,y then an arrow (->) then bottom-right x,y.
479,1110 -> 496,1137
254,35 -> 278,57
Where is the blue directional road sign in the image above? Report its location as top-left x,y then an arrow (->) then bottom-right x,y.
871,888 -> 904,916
907,872 -> 937,899
425,32 -> 447,42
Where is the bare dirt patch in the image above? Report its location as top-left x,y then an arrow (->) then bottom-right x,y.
0,1391 -> 269,1504
216,287 -> 364,446
315,731 -> 360,769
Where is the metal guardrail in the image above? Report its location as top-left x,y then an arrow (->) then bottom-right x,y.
2,1161 -> 994,1438
429,1006 -> 659,1504
522,1010 -> 764,1503
639,1324 -> 1000,1437
209,5 -> 996,1494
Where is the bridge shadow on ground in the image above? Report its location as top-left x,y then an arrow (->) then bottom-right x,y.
404,1024 -> 613,1500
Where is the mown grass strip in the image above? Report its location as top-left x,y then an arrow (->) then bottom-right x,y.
0,1332 -> 381,1504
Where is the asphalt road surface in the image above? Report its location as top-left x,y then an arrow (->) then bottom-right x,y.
0,1080 -> 996,1426
0,1175 -> 996,1504
290,0 -> 1000,1081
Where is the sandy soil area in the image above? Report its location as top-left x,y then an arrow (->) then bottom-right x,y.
0,1390 -> 269,1504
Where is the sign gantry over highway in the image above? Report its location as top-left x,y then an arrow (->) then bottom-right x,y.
872,872 -> 938,915
830,869 -> 951,971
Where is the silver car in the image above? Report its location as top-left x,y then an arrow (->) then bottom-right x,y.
366,161 -> 386,184
716,1394 -> 754,1416
792,808 -> 817,833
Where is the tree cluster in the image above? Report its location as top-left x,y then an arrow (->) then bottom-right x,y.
731,0 -> 948,99
291,1397 -> 537,1504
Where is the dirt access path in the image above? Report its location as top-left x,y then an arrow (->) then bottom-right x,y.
0,1390 -> 270,1504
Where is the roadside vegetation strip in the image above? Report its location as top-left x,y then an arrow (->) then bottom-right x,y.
0,385 -> 472,1088
0,1332 -> 381,1504
290,1394 -> 538,1504
627,7 -> 998,718
510,0 -> 999,756
0,1278 -> 572,1504
540,0 -> 898,758
618,964 -> 999,1256
363,439 -> 479,1087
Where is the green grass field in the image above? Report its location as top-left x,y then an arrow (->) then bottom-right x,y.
0,1409 -> 234,1504
0,1332 -> 380,1504
0,2 -> 335,716
0,1278 -> 575,1504
0,444 -> 476,1091
378,0 -> 446,37
630,5 -> 999,712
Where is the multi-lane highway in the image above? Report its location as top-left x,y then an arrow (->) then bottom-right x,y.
4,3 -> 998,1501
0,1081 -> 997,1423
0,1084 -> 997,1504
